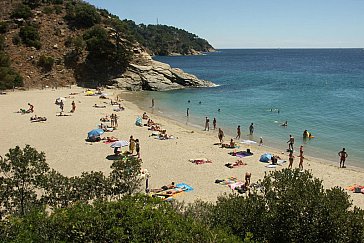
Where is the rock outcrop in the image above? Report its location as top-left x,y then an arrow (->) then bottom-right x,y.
112,59 -> 216,91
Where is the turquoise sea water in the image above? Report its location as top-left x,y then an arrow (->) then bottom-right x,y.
127,49 -> 364,167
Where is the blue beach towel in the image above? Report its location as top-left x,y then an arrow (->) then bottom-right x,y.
176,183 -> 193,192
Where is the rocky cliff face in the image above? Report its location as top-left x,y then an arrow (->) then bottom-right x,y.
111,49 -> 216,91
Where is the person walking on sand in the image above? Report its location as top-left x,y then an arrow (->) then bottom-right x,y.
236,125 -> 241,139
135,139 -> 140,159
249,123 -> 254,135
259,137 -> 263,146
287,135 -> 294,151
110,114 -> 115,127
218,128 -> 224,144
129,135 -> 135,154
204,117 -> 210,131
114,114 -> 118,128
71,101 -> 76,113
59,100 -> 64,112
213,118 -> 217,130
288,150 -> 294,169
338,148 -> 348,168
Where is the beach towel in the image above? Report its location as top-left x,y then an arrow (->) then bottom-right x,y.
236,151 -> 253,158
240,140 -> 257,145
228,181 -> 244,190
176,183 -> 193,192
215,176 -> 238,185
277,160 -> 287,165
265,164 -> 278,168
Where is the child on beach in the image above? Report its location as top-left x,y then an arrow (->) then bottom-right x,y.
213,118 -> 216,130
259,137 -> 263,146
236,125 -> 241,139
204,117 -> 210,131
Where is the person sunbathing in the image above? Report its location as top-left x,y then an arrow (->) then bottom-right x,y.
30,115 -> 47,122
100,116 -> 110,122
150,182 -> 176,192
142,112 -> 149,119
93,104 -> 106,108
222,139 -> 236,148
102,136 -> 118,142
57,112 -> 71,116
110,100 -> 119,105
225,159 -> 246,168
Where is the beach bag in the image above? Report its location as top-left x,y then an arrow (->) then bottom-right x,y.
354,187 -> 362,193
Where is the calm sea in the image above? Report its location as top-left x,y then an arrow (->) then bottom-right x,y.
125,49 -> 364,167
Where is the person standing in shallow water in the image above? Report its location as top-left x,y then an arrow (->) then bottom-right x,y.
204,117 -> 210,131
186,108 -> 189,117
287,135 -> 294,151
249,123 -> 254,135
213,118 -> 217,130
338,148 -> 348,168
151,98 -> 154,108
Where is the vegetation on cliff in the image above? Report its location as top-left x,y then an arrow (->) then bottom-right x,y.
0,0 -> 214,90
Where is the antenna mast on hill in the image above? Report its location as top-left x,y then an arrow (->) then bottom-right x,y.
157,18 -> 159,25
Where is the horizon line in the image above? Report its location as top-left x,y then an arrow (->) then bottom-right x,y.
215,47 -> 364,50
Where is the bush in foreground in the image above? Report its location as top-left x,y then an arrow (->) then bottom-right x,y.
0,196 -> 240,242
186,169 -> 364,242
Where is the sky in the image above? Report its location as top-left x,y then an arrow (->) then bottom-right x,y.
85,0 -> 364,49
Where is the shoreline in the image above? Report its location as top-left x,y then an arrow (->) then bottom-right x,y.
1,87 -> 364,208
119,90 -> 364,172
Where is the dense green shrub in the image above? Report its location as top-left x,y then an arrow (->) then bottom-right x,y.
83,25 -> 131,71
19,25 -> 41,49
42,6 -> 54,15
0,196 -> 240,242
12,35 -> 21,45
0,22 -> 8,34
54,5 -> 63,14
187,169 -> 364,242
11,4 -> 32,19
22,0 -> 41,9
65,2 -> 101,28
38,55 -> 54,71
0,36 -> 23,90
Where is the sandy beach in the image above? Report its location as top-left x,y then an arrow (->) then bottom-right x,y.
1,86 -> 364,208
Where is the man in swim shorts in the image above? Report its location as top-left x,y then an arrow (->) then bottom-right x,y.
287,135 -> 294,151
338,148 -> 348,168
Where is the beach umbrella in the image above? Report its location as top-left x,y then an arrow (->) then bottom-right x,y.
110,140 -> 129,148
87,128 -> 104,138
259,153 -> 272,163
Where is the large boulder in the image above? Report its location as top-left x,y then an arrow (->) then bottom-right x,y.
112,60 -> 216,91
